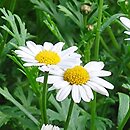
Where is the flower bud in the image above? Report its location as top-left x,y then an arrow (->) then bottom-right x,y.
87,24 -> 94,31
81,4 -> 91,14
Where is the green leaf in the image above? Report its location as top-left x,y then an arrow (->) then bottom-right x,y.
0,8 -> 28,46
0,73 -> 6,81
48,95 -> 90,130
122,84 -> 130,91
43,12 -> 65,42
8,54 -> 24,70
8,54 -> 40,95
95,119 -> 106,130
1,25 -> 15,37
0,111 -> 10,127
0,87 -> 40,126
117,0 -> 125,2
77,114 -> 90,130
30,0 -> 53,15
0,106 -> 39,130
117,92 -> 130,125
58,4 -> 84,29
58,5 -> 78,23
117,0 -> 128,14
100,13 -> 124,32
95,117 -> 114,130
14,87 -> 34,107
88,5 -> 108,24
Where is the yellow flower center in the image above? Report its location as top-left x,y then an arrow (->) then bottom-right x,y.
35,50 -> 60,65
63,66 -> 90,85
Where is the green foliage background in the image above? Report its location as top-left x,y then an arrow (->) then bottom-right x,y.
0,0 -> 130,130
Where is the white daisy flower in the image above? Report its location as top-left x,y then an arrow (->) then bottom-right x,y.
15,41 -> 81,71
41,124 -> 60,130
37,61 -> 114,103
120,17 -> 130,40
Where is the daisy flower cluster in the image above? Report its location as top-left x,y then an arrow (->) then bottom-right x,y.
15,41 -> 114,103
15,40 -> 114,129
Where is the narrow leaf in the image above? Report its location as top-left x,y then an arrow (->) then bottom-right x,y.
100,13 -> 124,32
117,92 -> 130,125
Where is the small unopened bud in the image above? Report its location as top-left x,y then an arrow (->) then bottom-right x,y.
87,24 -> 94,31
81,4 -> 91,14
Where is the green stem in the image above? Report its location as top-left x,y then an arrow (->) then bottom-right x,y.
106,26 -> 120,50
94,0 -> 103,60
100,37 -> 110,52
64,98 -> 74,130
41,71 -> 49,124
118,107 -> 130,130
91,0 -> 103,130
90,92 -> 97,130
84,42 -> 90,63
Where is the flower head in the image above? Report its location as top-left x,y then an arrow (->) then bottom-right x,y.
120,17 -> 130,40
41,124 -> 60,130
15,41 -> 81,71
37,61 -> 114,103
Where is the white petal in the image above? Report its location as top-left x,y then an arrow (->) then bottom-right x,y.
48,125 -> 53,129
36,45 -> 43,52
60,53 -> 81,60
26,41 -> 39,55
84,61 -> 104,72
38,66 -> 50,72
36,76 -> 44,83
59,60 -> 77,67
87,81 -> 109,96
56,85 -> 71,101
120,17 -> 130,29
52,42 -> 64,53
61,57 -> 81,64
58,64 -> 71,70
90,77 -> 114,89
41,124 -> 45,130
36,75 -> 62,84
53,80 -> 69,89
83,85 -> 94,100
79,86 -> 91,102
48,86 -> 55,91
23,63 -> 44,66
19,46 -> 35,56
48,75 -> 63,84
53,126 -> 60,130
49,66 -> 64,76
41,124 -> 60,130
58,60 -> 81,69
69,53 -> 81,58
60,46 -> 78,57
21,58 -> 38,63
72,85 -> 81,103
15,50 -> 35,59
125,38 -> 130,40
89,70 -> 111,77
43,42 -> 53,50
124,31 -> 130,35
44,124 -> 53,129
